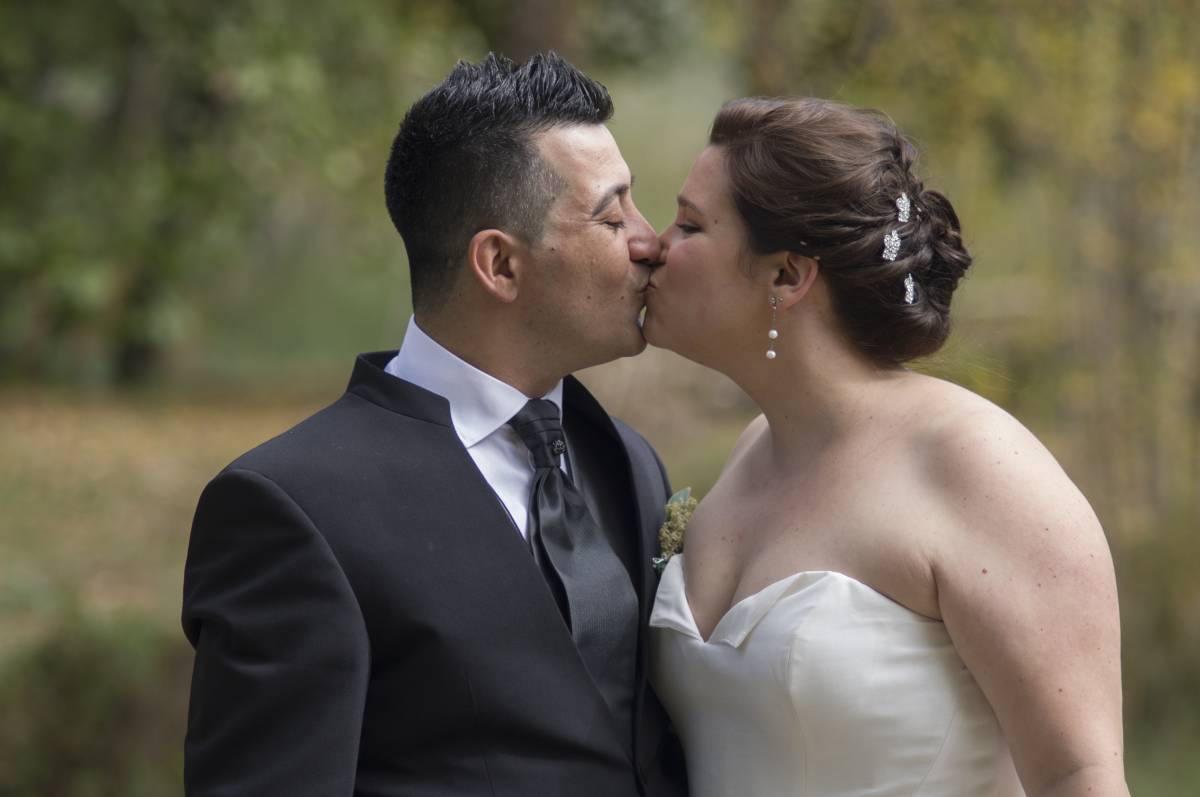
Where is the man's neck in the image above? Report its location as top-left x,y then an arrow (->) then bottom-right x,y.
415,312 -> 565,399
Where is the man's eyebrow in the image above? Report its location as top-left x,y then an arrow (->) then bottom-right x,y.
677,194 -> 704,215
589,174 -> 636,217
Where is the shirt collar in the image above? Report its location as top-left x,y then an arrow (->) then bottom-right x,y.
385,316 -> 564,448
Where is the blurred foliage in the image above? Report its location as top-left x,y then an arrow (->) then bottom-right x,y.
722,0 -> 1200,523
1,1 -> 438,383
0,607 -> 191,797
1,0 -> 1198,794
0,0 -> 691,386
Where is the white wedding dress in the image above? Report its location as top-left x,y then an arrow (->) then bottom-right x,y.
649,555 -> 1026,796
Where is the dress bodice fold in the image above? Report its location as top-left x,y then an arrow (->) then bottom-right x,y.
649,555 -> 1025,797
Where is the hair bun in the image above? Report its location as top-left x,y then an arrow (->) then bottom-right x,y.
709,97 -> 972,364
914,189 -> 972,309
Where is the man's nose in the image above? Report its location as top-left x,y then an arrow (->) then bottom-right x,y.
628,208 -> 664,267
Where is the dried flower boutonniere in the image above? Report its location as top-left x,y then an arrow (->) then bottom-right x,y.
651,487 -> 697,575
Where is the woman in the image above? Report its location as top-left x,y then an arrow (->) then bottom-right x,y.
644,98 -> 1127,797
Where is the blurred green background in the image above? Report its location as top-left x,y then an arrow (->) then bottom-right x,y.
1,1 -> 1197,794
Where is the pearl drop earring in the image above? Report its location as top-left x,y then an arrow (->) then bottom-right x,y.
766,295 -> 779,360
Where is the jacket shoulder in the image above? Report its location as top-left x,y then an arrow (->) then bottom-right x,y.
220,390 -> 438,485
610,416 -> 671,496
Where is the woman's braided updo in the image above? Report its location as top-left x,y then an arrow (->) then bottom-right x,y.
710,97 -> 972,365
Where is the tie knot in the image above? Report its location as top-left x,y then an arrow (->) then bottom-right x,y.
507,399 -> 567,469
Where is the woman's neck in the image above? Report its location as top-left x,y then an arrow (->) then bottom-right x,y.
729,322 -> 909,469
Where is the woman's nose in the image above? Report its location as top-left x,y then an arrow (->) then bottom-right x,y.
656,225 -> 674,258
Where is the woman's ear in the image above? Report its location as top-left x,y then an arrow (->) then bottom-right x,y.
773,252 -> 820,311
467,229 -> 527,303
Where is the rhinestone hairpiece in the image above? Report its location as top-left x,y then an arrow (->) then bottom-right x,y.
882,230 -> 901,261
882,192 -> 910,262
903,273 -> 916,304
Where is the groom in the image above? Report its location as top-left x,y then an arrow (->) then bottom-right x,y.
182,52 -> 687,796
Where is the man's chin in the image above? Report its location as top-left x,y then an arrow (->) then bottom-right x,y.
571,328 -> 647,373
617,324 -> 649,357
614,310 -> 647,356
638,312 -> 664,350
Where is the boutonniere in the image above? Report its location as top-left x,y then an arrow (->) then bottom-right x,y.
651,487 -> 697,575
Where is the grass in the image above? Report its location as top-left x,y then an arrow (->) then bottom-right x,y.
0,389 -> 328,653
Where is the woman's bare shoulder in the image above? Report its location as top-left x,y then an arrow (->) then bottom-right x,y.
915,380 -> 1072,494
909,376 -> 1105,562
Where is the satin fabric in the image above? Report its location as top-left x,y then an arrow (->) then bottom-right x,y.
507,398 -> 640,749
649,555 -> 1026,797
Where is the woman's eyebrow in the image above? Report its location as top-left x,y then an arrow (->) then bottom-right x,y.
677,195 -> 704,215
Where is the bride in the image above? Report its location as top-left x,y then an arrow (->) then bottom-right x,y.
642,98 -> 1128,797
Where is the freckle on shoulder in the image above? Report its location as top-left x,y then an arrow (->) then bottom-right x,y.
918,383 -> 1041,459
918,381 -> 1099,533
912,381 -> 1063,498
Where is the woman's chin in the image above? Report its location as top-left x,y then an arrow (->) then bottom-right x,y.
643,308 -> 701,360
642,316 -> 723,371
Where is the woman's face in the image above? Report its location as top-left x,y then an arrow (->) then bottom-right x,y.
644,146 -> 771,369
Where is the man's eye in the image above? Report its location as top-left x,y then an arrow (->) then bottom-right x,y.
603,220 -> 627,232
676,222 -> 700,234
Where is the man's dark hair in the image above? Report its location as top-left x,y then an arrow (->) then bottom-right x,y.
384,52 -> 613,311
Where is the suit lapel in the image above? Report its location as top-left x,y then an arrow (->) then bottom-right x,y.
616,421 -> 667,629
351,356 -> 662,619
564,377 -> 673,778
563,378 -> 653,619
349,354 -> 635,763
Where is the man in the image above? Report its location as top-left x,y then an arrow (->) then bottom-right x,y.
182,52 -> 688,796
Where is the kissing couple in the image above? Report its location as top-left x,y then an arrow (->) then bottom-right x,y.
182,52 -> 1128,797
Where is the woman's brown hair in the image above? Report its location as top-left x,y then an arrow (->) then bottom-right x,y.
710,97 -> 972,364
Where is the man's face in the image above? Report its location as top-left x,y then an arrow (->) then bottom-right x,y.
522,124 -> 661,371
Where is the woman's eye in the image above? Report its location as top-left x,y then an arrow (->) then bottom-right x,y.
676,222 -> 700,234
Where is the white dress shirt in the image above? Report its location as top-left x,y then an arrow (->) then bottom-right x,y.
385,316 -> 565,539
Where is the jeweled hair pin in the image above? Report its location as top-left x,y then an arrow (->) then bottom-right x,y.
882,230 -> 902,261
882,193 -> 910,262
882,192 -> 917,304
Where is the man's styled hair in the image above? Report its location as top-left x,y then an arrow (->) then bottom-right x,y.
384,52 -> 613,311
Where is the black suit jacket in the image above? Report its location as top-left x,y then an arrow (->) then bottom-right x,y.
182,351 -> 688,796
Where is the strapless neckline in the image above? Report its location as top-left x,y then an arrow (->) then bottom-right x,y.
648,552 -> 1026,796
653,554 -> 933,647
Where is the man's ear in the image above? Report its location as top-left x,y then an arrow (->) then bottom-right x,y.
467,229 -> 527,303
773,251 -> 820,311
